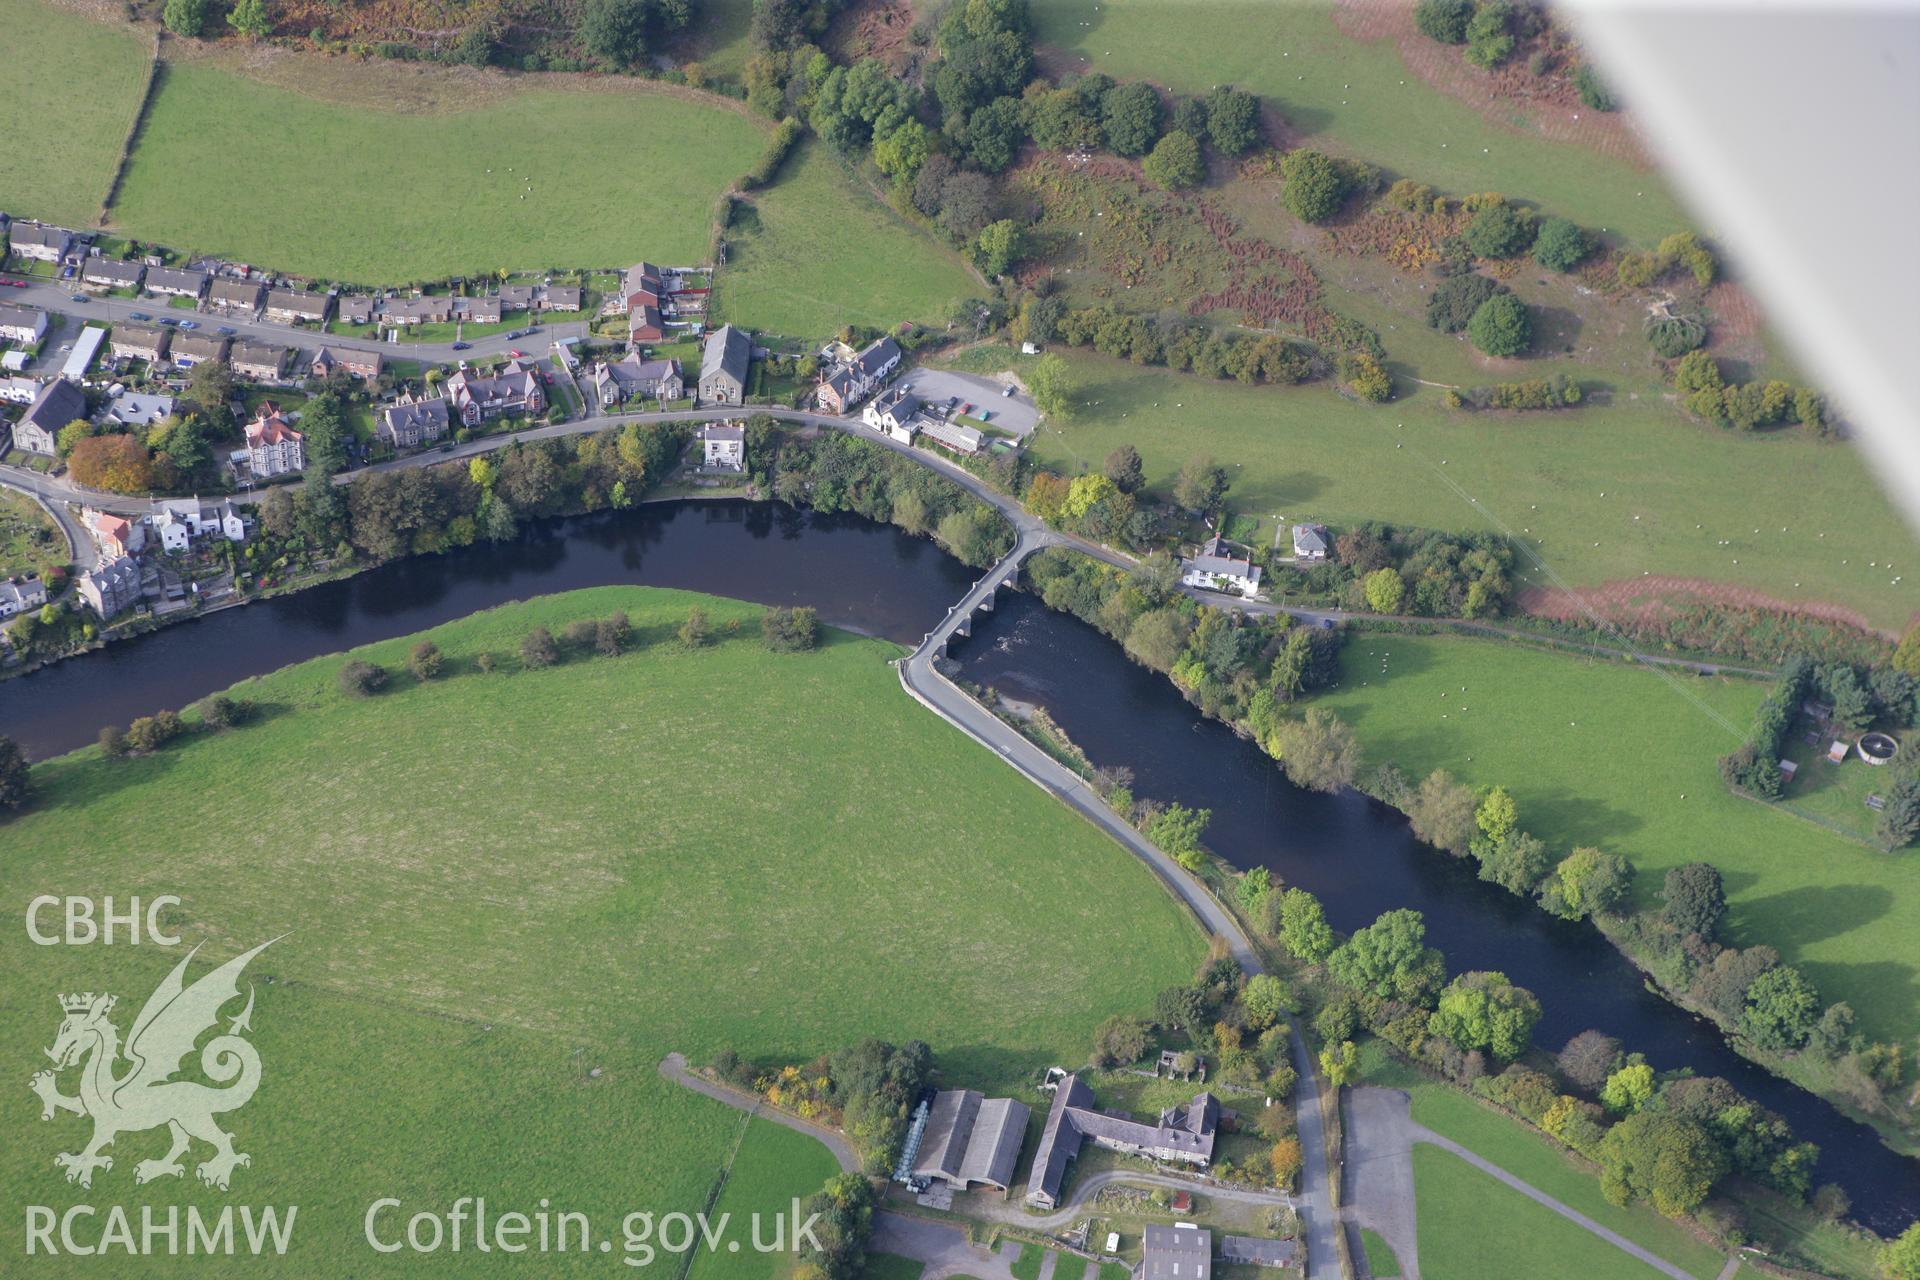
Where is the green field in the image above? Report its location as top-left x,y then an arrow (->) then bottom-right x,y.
1315,634 -> 1920,1044
1410,1144 -> 1675,1280
1027,0 -> 1694,248
994,345 -> 1920,630
1358,1226 -> 1401,1277
712,139 -> 980,340
0,587 -> 1203,1275
111,62 -> 765,283
0,0 -> 151,225
687,1118 -> 841,1280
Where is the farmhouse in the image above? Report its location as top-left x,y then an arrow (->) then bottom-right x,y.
1139,1226 -> 1212,1280
1292,523 -> 1328,561
12,378 -> 86,455
207,278 -> 265,316
265,288 -> 330,325
106,391 -> 176,427
699,422 -> 746,471
229,340 -> 294,383
76,555 -> 141,619
309,346 -> 382,381
444,359 -> 545,426
144,266 -> 208,300
7,221 -> 78,263
0,573 -> 47,619
590,353 -> 683,407
0,303 -> 50,346
109,323 -> 171,365
1182,536 -> 1262,599
167,332 -> 229,369
918,419 -> 983,457
909,1090 -> 1031,1195
378,392 -> 451,448
80,256 -> 144,292
234,405 -> 305,477
863,387 -> 922,435
699,324 -> 751,405
816,336 -> 902,415
1024,1074 -> 1218,1210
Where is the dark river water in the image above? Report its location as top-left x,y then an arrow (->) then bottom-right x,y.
1,499 -> 1914,1234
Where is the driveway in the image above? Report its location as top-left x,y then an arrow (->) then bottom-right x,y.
897,369 -> 1040,439
872,1214 -> 1020,1280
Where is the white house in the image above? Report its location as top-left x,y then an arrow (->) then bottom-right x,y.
1292,523 -> 1329,561
0,573 -> 47,619
232,405 -> 305,478
1181,536 -> 1262,599
862,386 -> 922,434
0,375 -> 41,405
0,303 -> 49,347
152,497 -> 246,552
699,422 -> 746,471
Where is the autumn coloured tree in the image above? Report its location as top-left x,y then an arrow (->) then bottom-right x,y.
68,434 -> 155,493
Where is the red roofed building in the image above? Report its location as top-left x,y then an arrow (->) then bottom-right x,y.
234,404 -> 306,478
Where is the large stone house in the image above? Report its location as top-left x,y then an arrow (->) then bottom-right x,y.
230,340 -> 293,383
590,352 -> 682,407
110,323 -> 171,366
443,359 -> 545,426
699,324 -> 750,405
11,378 -> 85,455
207,279 -> 265,316
80,256 -> 144,292
144,266 -> 208,300
264,288 -> 330,325
233,405 -> 305,478
378,392 -> 451,449
816,336 -> 902,414
0,303 -> 49,346
1024,1074 -> 1218,1210
76,555 -> 142,620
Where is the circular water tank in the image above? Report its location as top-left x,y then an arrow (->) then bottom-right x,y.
1858,732 -> 1898,766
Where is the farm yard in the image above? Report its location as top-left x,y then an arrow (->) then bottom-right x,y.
1314,634 -> 1920,1045
1026,0 -> 1693,249
0,587 -> 1204,1273
709,139 -> 980,341
0,0 -> 152,226
109,54 -> 767,283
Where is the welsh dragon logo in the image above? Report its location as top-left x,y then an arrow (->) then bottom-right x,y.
29,939 -> 277,1191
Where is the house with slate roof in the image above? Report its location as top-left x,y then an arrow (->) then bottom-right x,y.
699,324 -> 751,405
816,336 -> 901,415
1181,536 -> 1262,599
1025,1074 -> 1218,1210
145,265 -> 208,300
378,391 -> 451,448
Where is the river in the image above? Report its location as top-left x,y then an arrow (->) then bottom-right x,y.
1,499 -> 1914,1234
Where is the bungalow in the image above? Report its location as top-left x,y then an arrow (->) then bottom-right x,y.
207,278 -> 265,316
308,345 -> 382,381
229,340 -> 293,383
76,555 -> 142,620
1025,1074 -> 1217,1210
336,295 -> 376,325
7,221 -> 77,264
816,336 -> 902,414
0,376 -> 41,405
166,332 -> 228,369
378,392 -> 451,449
909,1090 -> 1031,1195
233,404 -> 305,477
0,303 -> 49,347
862,386 -> 922,434
106,391 -> 176,428
12,378 -> 86,455
144,265 -> 209,300
443,358 -> 544,426
590,352 -> 682,407
84,507 -> 144,559
109,323 -> 171,365
1181,536 -> 1262,599
0,573 -> 47,620
381,296 -> 454,326
699,422 -> 746,471
918,419 -> 983,457
1291,523 -> 1328,561
457,296 -> 502,325
264,288 -> 330,325
80,256 -> 144,292
699,324 -> 751,405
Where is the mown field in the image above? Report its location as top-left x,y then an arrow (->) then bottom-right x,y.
979,345 -> 1920,630
0,0 -> 151,225
111,59 -> 765,283
0,587 -> 1204,1275
1314,634 -> 1920,1044
1026,0 -> 1693,248
710,139 -> 980,340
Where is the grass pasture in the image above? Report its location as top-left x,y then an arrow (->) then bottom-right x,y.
0,587 -> 1204,1275
1410,1144 -> 1676,1280
111,58 -> 765,283
711,139 -> 979,340
1026,0 -> 1693,248
1357,1226 -> 1400,1277
991,346 -> 1920,630
1314,634 -> 1920,1044
0,0 -> 151,226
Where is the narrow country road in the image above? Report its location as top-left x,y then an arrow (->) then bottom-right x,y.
657,1052 -> 858,1173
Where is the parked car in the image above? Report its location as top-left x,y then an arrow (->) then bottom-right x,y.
216,325 -> 236,336
506,329 -> 525,340
450,341 -> 471,351
159,317 -> 179,327
4,279 -> 26,288
179,320 -> 199,330
68,293 -> 86,303
508,349 -> 524,359
129,311 -> 152,322
1002,384 -> 1016,397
